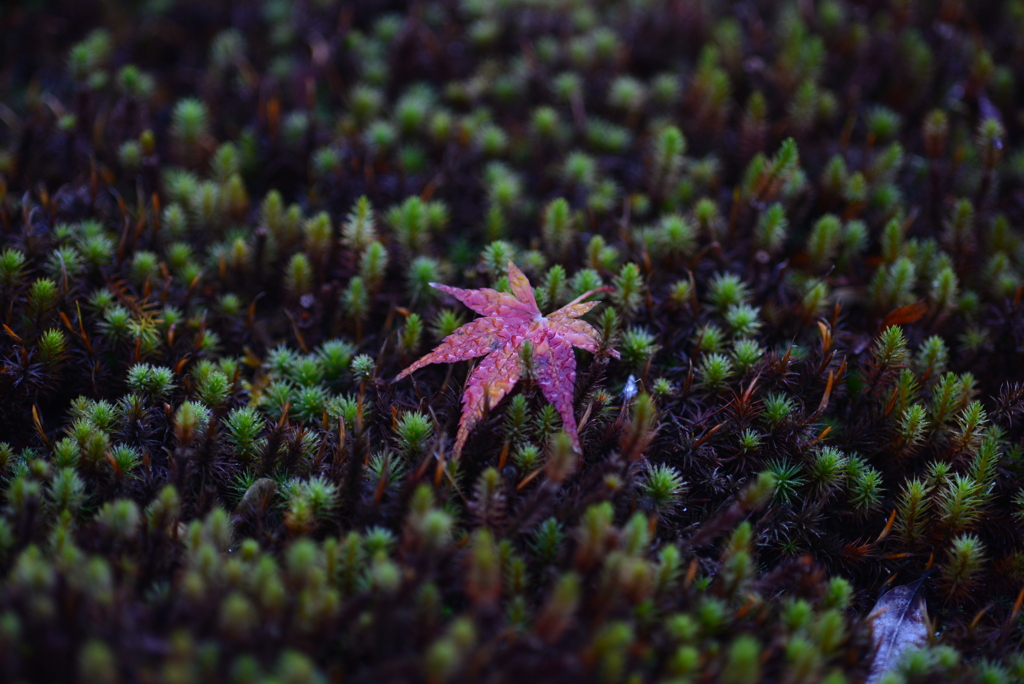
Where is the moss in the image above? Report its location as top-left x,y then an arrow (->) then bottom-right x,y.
1,0 -> 1024,681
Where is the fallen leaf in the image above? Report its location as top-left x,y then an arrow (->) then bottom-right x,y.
397,261 -> 618,458
881,300 -> 928,330
866,577 -> 930,684
234,477 -> 278,516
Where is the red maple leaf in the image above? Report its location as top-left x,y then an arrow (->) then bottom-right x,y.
397,261 -> 618,459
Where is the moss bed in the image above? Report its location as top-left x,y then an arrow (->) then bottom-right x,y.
3,0 -> 1024,682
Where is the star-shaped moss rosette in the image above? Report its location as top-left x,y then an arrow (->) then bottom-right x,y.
397,261 -> 619,460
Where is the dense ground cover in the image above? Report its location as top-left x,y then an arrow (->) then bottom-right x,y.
2,0 -> 1024,681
